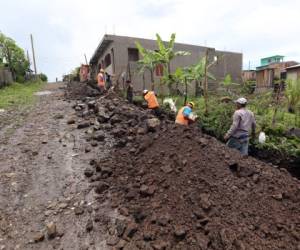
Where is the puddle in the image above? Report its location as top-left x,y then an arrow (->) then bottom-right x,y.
34,91 -> 52,96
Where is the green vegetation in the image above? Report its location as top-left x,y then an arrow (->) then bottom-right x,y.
136,33 -> 190,91
0,80 -> 45,109
134,33 -> 299,160
0,32 -> 29,81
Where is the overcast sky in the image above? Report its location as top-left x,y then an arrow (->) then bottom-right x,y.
1,0 -> 300,81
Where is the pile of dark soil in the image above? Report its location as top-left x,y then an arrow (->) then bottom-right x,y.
64,81 -> 100,100
68,89 -> 300,250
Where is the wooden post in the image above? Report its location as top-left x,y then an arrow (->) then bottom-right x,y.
30,34 -> 37,76
204,49 -> 209,114
184,76 -> 188,105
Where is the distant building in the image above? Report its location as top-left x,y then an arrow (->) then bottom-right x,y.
256,55 -> 298,89
242,70 -> 256,82
260,55 -> 284,67
89,34 -> 242,94
286,64 -> 300,82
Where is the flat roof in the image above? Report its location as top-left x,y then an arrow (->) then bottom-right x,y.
90,34 -> 242,64
261,55 -> 284,60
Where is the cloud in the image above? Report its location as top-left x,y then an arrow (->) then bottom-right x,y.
0,0 -> 300,80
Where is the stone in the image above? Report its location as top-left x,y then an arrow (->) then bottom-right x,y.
174,226 -> 187,240
157,214 -> 171,226
119,207 -> 129,216
152,241 -> 168,250
115,239 -> 127,249
101,166 -> 113,176
93,132 -> 105,141
58,203 -> 68,209
74,207 -> 84,215
94,181 -> 109,194
140,185 -> 156,196
91,141 -> 98,147
272,193 -> 283,201
77,122 -> 90,129
87,100 -> 96,109
116,219 -> 127,237
33,232 -> 45,242
86,219 -> 93,232
106,236 -> 120,246
67,118 -> 76,124
85,147 -> 91,153
53,114 -> 64,119
125,222 -> 138,238
84,167 -> 94,178
137,127 -> 147,135
146,118 -> 161,131
46,222 -> 57,239
161,165 -> 173,174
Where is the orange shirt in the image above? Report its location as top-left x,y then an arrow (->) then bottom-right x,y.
175,106 -> 189,125
144,91 -> 159,109
97,73 -> 105,87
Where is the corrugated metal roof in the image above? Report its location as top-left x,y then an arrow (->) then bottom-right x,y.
286,64 -> 300,70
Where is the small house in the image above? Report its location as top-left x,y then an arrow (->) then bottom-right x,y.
286,64 -> 300,82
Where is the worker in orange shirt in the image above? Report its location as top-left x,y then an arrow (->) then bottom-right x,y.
175,101 -> 197,125
143,89 -> 161,116
97,69 -> 106,93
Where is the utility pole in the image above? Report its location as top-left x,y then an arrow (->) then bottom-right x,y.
26,50 -> 30,64
84,54 -> 88,65
30,34 -> 37,75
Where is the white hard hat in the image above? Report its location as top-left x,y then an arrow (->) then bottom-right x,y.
143,89 -> 148,94
235,97 -> 247,105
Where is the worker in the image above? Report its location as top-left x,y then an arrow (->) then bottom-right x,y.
126,80 -> 133,103
143,89 -> 160,116
224,97 -> 256,156
97,69 -> 106,93
175,101 -> 196,125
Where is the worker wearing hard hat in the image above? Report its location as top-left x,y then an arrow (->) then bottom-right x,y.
143,89 -> 160,116
97,69 -> 106,92
175,101 -> 197,125
224,97 -> 256,155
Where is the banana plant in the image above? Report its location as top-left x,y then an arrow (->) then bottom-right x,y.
155,33 -> 190,75
285,79 -> 300,113
135,41 -> 161,90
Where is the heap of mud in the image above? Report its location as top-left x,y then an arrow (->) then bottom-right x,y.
64,81 -> 100,100
66,83 -> 300,250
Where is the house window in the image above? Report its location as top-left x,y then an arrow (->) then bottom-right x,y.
128,48 -> 139,61
104,54 -> 111,67
155,64 -> 164,76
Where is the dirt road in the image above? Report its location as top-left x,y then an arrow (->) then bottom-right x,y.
0,83 -> 114,250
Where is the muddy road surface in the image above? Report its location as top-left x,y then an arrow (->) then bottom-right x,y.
0,83 -> 115,250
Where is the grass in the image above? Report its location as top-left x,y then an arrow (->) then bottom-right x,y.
0,80 -> 45,109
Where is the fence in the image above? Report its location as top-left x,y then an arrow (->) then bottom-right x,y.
0,68 -> 13,88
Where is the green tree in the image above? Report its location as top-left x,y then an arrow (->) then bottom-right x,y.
39,73 -> 48,82
0,32 -> 29,81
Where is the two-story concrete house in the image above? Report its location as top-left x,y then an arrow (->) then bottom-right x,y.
89,34 -> 242,94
